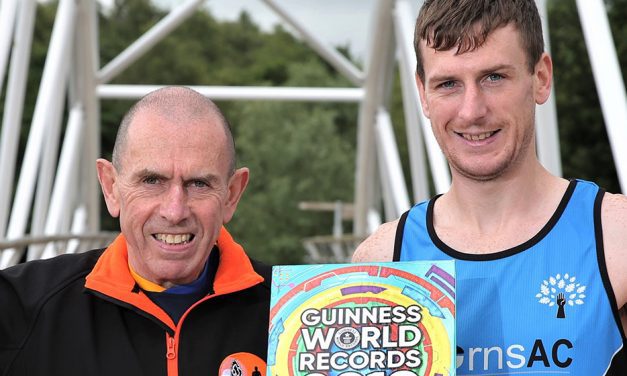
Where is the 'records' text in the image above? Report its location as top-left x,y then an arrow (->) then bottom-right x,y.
298,305 -> 424,375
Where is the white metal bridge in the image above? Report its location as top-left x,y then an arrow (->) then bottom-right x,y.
0,0 -> 625,267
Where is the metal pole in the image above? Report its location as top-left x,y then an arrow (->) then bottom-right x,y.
98,84 -> 365,102
97,0 -> 204,84
36,107 -> 84,261
0,0 -> 36,238
353,0 -> 396,237
535,0 -> 562,177
65,206 -> 89,254
2,0 -> 77,269
576,0 -> 627,191
29,0 -> 75,238
260,0 -> 364,86
75,0 -> 101,233
395,0 -> 431,202
375,109 -> 411,219
394,0 -> 450,195
30,83 -> 69,239
0,0 -> 17,93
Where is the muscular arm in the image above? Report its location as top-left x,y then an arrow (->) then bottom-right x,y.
351,220 -> 399,262
601,192 -> 627,335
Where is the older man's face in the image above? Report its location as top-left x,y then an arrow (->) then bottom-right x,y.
98,110 -> 247,287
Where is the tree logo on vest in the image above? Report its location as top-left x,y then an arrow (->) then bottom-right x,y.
536,273 -> 586,318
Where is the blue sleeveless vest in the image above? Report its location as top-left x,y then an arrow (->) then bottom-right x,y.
395,179 -> 626,374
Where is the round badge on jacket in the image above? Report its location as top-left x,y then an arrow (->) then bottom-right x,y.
218,352 -> 266,376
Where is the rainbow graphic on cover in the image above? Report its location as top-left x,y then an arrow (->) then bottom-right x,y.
267,261 -> 456,376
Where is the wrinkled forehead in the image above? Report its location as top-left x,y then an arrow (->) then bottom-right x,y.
129,103 -> 224,138
123,110 -> 231,172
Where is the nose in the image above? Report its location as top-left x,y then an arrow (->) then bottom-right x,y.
160,184 -> 190,224
457,84 -> 488,124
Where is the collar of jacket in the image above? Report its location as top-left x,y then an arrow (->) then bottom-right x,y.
84,227 -> 264,329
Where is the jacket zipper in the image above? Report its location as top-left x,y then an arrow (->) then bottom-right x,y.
166,332 -> 178,376
88,271 -> 261,376
165,291 -> 226,376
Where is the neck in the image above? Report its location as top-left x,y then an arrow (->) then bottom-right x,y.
439,160 -> 567,241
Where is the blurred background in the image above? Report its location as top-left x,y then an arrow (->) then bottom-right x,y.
0,0 -> 625,266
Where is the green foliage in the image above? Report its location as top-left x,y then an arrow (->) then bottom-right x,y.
226,59 -> 357,264
608,0 -> 627,83
4,0 -> 626,264
94,0 -> 357,263
230,100 -> 355,264
548,0 -> 622,193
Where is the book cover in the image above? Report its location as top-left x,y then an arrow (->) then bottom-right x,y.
267,261 -> 456,375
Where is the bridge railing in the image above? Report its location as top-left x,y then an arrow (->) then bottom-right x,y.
0,232 -> 119,265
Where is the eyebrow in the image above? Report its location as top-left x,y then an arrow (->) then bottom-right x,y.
428,63 -> 515,84
133,169 -> 222,184
133,169 -> 165,180
184,174 -> 221,185
477,63 -> 514,76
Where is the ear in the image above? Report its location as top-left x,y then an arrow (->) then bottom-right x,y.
96,158 -> 121,218
416,73 -> 431,118
222,167 -> 250,224
534,52 -> 553,105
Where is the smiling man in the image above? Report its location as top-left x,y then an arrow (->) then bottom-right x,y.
0,86 -> 270,375
352,0 -> 627,374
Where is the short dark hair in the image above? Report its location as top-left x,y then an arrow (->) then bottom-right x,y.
112,86 -> 236,175
414,0 -> 544,81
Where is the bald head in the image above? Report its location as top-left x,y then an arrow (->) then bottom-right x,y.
112,86 -> 235,174
97,86 -> 250,287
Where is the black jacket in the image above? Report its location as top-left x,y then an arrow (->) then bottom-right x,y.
0,228 -> 271,376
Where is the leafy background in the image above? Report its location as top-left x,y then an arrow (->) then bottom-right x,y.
2,0 -> 625,264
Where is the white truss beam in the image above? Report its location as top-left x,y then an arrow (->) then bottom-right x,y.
98,0 -> 205,84
576,0 -> 627,191
0,0 -> 36,238
0,0 -> 625,266
98,84 -> 365,102
260,0 -> 364,86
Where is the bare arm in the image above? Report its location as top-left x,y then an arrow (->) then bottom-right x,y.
351,220 -> 399,262
601,192 -> 627,335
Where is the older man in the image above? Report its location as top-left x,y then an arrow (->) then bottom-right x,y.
0,87 -> 270,375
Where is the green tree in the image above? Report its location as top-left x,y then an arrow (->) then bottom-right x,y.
228,60 -> 357,264
95,0 -> 358,263
5,0 -> 626,264
548,0 -> 623,193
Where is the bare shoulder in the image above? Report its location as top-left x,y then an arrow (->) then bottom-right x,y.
601,190 -> 627,216
600,192 -> 627,310
351,220 -> 399,263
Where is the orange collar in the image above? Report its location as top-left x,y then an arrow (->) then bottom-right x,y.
85,227 -> 263,329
